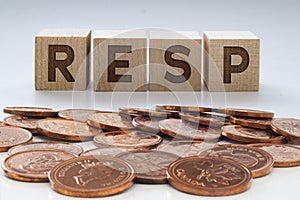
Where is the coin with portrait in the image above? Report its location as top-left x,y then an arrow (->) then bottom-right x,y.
167,156 -> 252,196
2,149 -> 77,182
93,130 -> 162,149
49,156 -> 135,197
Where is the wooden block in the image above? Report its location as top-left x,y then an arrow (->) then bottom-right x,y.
149,31 -> 201,91
203,31 -> 260,91
35,29 -> 91,90
93,30 -> 147,91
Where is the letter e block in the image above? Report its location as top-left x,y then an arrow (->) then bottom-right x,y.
35,29 -> 91,90
93,30 -> 147,91
149,31 -> 201,91
203,31 -> 260,91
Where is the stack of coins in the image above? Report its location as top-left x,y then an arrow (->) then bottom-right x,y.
0,105 -> 299,197
1,107 -> 84,183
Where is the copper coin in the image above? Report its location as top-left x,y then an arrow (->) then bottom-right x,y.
80,147 -> 128,157
230,116 -> 272,130
3,115 -> 40,134
159,119 -> 221,141
133,108 -> 176,118
225,108 -> 274,119
0,126 -> 32,152
157,140 -> 208,157
248,143 -> 300,167
58,109 -> 100,122
2,149 -> 77,182
37,118 -> 100,141
49,155 -> 135,197
180,106 -> 212,113
118,107 -> 140,116
87,112 -> 134,131
132,116 -> 161,133
200,144 -> 274,178
155,105 -> 182,112
222,125 -> 286,144
156,105 -> 222,114
8,142 -> 83,156
180,112 -> 231,127
271,118 -> 300,140
167,156 -> 252,196
93,130 -> 162,149
202,111 -> 231,119
3,106 -> 58,117
117,150 -> 179,184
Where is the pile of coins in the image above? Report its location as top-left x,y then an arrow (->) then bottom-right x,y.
0,105 -> 300,197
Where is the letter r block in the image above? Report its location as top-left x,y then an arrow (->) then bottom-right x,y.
149,31 -> 201,91
93,30 -> 147,91
35,29 -> 91,90
203,31 -> 260,91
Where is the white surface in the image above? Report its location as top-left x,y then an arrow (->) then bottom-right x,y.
0,0 -> 299,200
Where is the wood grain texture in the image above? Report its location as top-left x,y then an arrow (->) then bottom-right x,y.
93,30 -> 147,91
203,31 -> 260,92
35,29 -> 91,90
149,31 -> 201,91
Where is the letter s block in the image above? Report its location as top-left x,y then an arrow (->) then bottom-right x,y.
35,29 -> 91,90
149,31 -> 201,91
93,30 -> 147,91
203,31 -> 260,91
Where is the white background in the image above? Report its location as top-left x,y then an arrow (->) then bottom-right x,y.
0,0 -> 299,199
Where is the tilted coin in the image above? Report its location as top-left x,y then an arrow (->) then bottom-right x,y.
248,143 -> 300,167
159,119 -> 221,141
155,107 -> 181,119
8,142 -> 83,156
3,106 -> 58,117
180,112 -> 231,127
58,109 -> 100,122
49,156 -> 135,197
87,112 -> 134,131
201,111 -> 231,119
133,108 -> 177,119
156,105 -> 223,114
118,108 -> 141,119
0,126 -> 32,152
2,149 -> 77,182
167,156 -> 252,196
3,115 -> 40,134
93,130 -> 162,149
80,147 -> 128,157
221,125 -> 286,144
200,144 -> 274,178
230,116 -> 272,130
118,107 -> 140,115
37,118 -> 100,141
157,140 -> 208,157
225,108 -> 274,119
271,118 -> 300,141
132,116 -> 161,133
117,150 -> 179,184
155,105 -> 182,112
180,106 -> 212,113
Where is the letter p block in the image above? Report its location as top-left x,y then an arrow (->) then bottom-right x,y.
35,29 -> 91,90
203,31 -> 260,91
